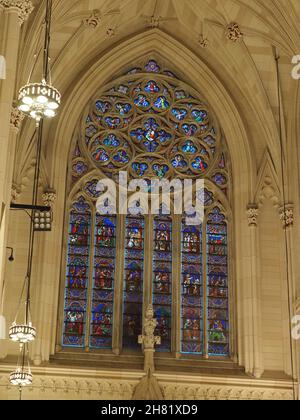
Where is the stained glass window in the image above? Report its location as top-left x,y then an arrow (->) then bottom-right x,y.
206,208 -> 229,356
123,216 -> 145,349
90,215 -> 116,349
152,216 -> 172,352
63,197 -> 91,348
181,220 -> 203,354
64,59 -> 231,359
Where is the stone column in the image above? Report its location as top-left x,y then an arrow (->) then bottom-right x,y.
279,204 -> 297,379
0,107 -> 24,357
246,205 -> 264,378
0,0 -> 34,333
30,189 -> 57,365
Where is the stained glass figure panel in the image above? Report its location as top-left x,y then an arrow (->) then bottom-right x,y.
206,208 -> 229,357
63,198 -> 91,348
123,216 -> 145,350
153,216 -> 172,352
90,216 -> 116,349
181,221 -> 203,354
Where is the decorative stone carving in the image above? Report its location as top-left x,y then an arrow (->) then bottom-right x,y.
106,27 -> 116,38
149,15 -> 161,28
83,10 -> 101,29
0,0 -> 34,25
247,205 -> 259,227
226,22 -> 243,42
42,190 -> 56,208
199,35 -> 209,49
0,371 -> 293,400
138,305 -> 161,370
279,205 -> 294,228
11,184 -> 21,203
10,107 -> 24,131
133,305 -> 164,400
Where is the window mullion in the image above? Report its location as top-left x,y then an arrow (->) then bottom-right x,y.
144,215 -> 153,317
172,215 -> 181,357
203,215 -> 208,359
85,205 -> 96,351
112,214 -> 125,354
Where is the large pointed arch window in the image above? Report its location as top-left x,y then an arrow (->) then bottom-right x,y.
60,59 -> 231,359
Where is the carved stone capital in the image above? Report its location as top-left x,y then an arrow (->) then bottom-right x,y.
226,22 -> 243,42
0,0 -> 34,25
279,204 -> 294,228
10,106 -> 24,131
42,189 -> 57,208
11,183 -> 21,203
247,205 -> 259,227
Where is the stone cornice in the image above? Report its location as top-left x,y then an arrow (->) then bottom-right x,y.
0,364 -> 294,400
0,0 -> 34,25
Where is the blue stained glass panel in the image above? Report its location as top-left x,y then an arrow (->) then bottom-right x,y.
181,222 -> 203,354
123,217 -> 145,350
144,81 -> 160,93
206,209 -> 229,357
153,217 -> 172,352
63,199 -> 91,348
90,215 -> 116,349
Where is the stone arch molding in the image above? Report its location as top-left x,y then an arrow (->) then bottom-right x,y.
48,29 -> 255,203
28,30 -> 259,366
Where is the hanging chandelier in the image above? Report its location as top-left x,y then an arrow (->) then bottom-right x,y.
17,0 -> 60,123
10,0 -> 60,393
9,322 -> 36,344
18,79 -> 61,121
10,345 -> 33,387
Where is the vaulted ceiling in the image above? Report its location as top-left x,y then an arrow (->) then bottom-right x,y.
14,0 -> 300,190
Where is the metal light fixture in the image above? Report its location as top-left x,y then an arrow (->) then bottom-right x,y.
10,345 -> 33,388
33,210 -> 52,231
10,0 -> 60,392
17,0 -> 60,123
9,322 -> 36,344
9,276 -> 36,345
18,79 -> 61,122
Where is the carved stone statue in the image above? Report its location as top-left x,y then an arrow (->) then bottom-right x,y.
138,305 -> 161,373
132,305 -> 164,400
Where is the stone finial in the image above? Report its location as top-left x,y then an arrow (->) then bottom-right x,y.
279,205 -> 294,228
138,305 -> 161,374
138,305 -> 161,351
10,107 -> 24,131
134,305 -> 164,401
0,0 -> 34,25
42,190 -> 57,208
83,10 -> 101,29
247,205 -> 259,227
226,22 -> 243,42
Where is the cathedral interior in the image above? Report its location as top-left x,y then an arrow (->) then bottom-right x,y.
0,0 -> 300,401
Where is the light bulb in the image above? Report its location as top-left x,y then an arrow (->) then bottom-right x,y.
37,95 -> 48,104
44,109 -> 55,117
47,101 -> 59,110
19,104 -> 30,112
22,96 -> 33,105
